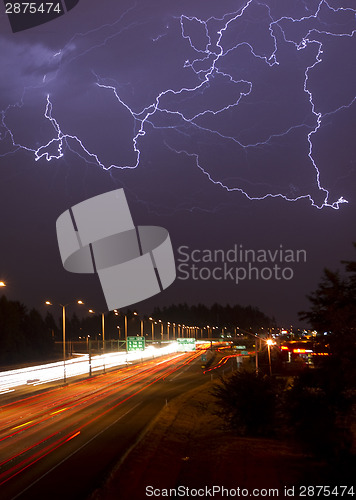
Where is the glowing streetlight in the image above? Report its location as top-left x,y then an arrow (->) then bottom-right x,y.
133,311 -> 144,335
0,281 -> 6,287
149,317 -> 154,341
266,338 -> 275,376
88,308 -> 106,371
113,310 -> 127,352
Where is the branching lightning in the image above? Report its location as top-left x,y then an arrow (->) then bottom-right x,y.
0,0 -> 355,209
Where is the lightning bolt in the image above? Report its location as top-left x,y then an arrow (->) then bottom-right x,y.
0,0 -> 355,209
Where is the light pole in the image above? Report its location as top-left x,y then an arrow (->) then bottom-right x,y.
102,312 -> 105,348
114,310 -> 121,348
45,299 -> 84,383
101,312 -> 105,372
0,281 -> 6,288
89,310 -> 106,352
115,310 -> 128,353
89,309 -> 106,373
266,338 -> 275,376
149,317 -> 154,341
255,334 -> 259,374
124,314 -> 128,353
133,311 -> 144,336
61,304 -> 66,382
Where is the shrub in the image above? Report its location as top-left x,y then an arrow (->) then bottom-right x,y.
212,370 -> 281,436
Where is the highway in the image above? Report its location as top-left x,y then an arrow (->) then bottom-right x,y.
0,350 -> 207,500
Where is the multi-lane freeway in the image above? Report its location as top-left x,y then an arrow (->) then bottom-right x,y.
0,349 -> 208,500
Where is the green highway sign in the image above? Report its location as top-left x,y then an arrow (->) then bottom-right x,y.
177,338 -> 196,352
235,345 -> 247,350
127,336 -> 145,351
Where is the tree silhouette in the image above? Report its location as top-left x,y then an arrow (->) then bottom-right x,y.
0,295 -> 54,365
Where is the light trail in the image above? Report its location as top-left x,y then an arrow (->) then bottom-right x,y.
0,352 -> 185,435
0,350 -> 199,489
0,342 -> 180,393
203,353 -> 248,374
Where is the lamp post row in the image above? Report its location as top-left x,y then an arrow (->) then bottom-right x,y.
2,283 -> 209,344
4,284 -> 277,380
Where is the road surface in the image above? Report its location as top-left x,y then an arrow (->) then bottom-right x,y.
0,350 -> 208,500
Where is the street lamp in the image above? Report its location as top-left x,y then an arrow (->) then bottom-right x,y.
114,310 -> 124,350
149,317 -> 154,341
125,313 -> 128,353
255,334 -> 259,375
89,309 -> 105,351
45,299 -> 84,383
0,281 -> 6,287
113,310 -> 128,352
266,338 -> 275,376
89,308 -> 107,373
133,311 -> 144,336
114,310 -> 128,352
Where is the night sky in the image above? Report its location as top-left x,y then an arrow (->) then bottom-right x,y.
0,0 -> 355,327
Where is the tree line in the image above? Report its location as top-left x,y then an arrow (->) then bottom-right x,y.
0,295 -> 55,365
0,298 -> 275,367
152,302 -> 275,331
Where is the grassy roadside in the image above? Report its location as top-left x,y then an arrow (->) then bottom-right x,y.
90,377 -> 344,500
